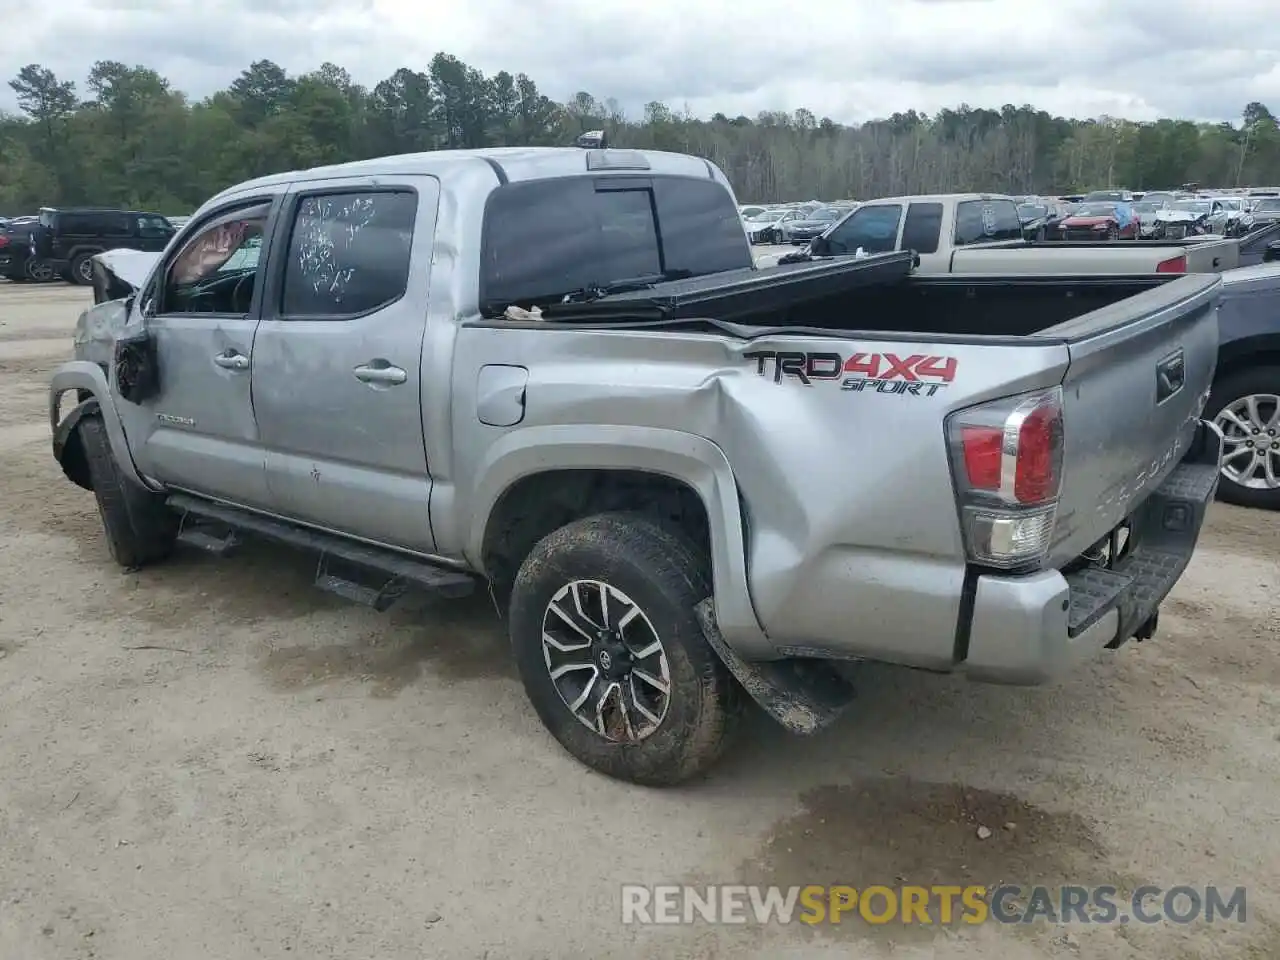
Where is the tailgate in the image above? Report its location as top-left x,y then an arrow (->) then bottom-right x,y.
1042,273 -> 1220,566
1181,237 -> 1237,272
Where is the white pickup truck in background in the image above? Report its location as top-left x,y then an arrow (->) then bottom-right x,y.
758,194 -> 1240,275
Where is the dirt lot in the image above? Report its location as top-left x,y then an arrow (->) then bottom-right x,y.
1,280 -> 1278,960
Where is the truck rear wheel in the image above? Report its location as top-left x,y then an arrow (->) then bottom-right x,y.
78,416 -> 178,568
509,512 -> 743,785
69,253 -> 97,285
1207,366 -> 1280,510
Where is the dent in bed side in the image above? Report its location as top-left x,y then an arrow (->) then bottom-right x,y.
49,360 -> 159,492
464,424 -> 776,660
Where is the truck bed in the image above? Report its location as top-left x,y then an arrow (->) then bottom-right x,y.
545,252 -> 1196,340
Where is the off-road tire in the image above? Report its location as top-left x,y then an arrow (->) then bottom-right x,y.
1206,365 -> 1280,511
509,512 -> 743,786
78,415 -> 178,568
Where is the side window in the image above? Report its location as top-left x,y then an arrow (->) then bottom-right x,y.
60,214 -> 93,234
900,202 -> 943,254
101,214 -> 132,237
158,202 -> 271,316
280,190 -> 417,319
954,200 -> 1025,245
137,215 -> 171,238
823,205 -> 904,255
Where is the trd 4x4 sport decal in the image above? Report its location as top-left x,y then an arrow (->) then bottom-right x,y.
743,349 -> 958,397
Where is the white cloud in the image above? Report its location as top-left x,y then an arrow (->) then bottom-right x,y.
3,0 -> 1279,124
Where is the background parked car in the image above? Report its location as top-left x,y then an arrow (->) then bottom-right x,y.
1152,199 -> 1215,239
785,205 -> 847,244
30,207 -> 176,284
1016,198 -> 1069,239
1130,199 -> 1169,237
743,208 -> 789,244
0,216 -> 52,282
1057,201 -> 1138,239
1205,261 -> 1280,510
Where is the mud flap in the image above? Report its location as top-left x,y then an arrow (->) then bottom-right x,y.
695,598 -> 855,735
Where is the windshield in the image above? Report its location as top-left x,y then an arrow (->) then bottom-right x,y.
1084,191 -> 1125,202
810,207 -> 842,221
1072,203 -> 1118,217
749,210 -> 785,222
1133,201 -> 1161,213
1254,199 -> 1280,212
1017,204 -> 1048,219
1171,201 -> 1211,214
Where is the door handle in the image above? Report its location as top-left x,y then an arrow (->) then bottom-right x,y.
213,350 -> 250,371
353,361 -> 407,386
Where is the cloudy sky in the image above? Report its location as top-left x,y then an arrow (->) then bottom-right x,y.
3,0 -> 1278,125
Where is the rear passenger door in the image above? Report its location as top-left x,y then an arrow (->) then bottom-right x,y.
251,176 -> 441,553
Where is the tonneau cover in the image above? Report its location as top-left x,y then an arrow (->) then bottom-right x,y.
545,251 -> 916,323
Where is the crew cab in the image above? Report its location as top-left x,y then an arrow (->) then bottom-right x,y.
50,147 -> 1224,786
757,193 -> 1239,274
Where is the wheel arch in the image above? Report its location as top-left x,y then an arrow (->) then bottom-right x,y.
49,361 -> 158,492
469,425 -> 773,659
1214,336 -> 1280,386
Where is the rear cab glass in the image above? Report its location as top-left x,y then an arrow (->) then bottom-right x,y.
480,175 -> 750,313
954,198 -> 1025,245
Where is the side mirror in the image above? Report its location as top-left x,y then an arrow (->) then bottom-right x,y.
1263,241 -> 1280,263
809,236 -> 831,256
113,327 -> 160,404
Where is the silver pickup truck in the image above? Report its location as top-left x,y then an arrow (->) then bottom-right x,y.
50,147 -> 1224,786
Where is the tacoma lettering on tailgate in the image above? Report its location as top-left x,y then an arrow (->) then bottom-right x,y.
743,350 -> 958,396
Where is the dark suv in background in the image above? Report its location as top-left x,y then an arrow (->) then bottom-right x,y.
30,207 -> 175,284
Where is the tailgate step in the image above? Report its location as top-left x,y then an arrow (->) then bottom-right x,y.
1065,567 -> 1132,635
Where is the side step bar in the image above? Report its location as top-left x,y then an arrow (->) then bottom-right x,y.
167,494 -> 477,606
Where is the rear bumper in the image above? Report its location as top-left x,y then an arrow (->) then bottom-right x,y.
962,419 -> 1222,684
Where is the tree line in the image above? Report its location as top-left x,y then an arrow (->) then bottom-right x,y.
2,54 -> 1280,215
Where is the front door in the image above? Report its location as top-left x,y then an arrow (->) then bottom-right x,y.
251,176 -> 440,553
116,195 -> 283,508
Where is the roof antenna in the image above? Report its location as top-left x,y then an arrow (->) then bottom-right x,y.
574,129 -> 608,149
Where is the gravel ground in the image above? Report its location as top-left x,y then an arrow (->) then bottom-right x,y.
1,280 -> 1279,960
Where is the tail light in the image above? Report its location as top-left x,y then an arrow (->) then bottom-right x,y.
0,234 -> 8,248
1155,255 -> 1186,273
945,387 -> 1064,569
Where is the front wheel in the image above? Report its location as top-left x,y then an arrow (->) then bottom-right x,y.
78,416 -> 178,568
24,258 -> 55,282
1208,367 -> 1280,510
509,513 -> 743,786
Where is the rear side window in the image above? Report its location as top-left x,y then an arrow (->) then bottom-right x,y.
822,205 -> 903,255
901,202 -> 943,254
954,200 -> 1024,245
481,176 -> 750,312
280,190 -> 417,319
